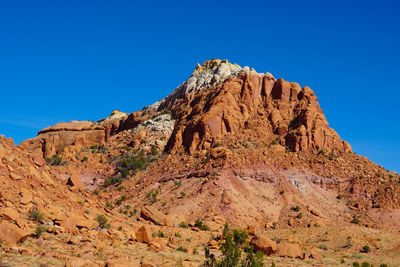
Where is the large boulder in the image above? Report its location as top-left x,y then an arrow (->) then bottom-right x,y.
0,222 -> 29,245
250,234 -> 277,256
276,242 -> 302,259
140,206 -> 165,225
66,172 -> 84,190
136,226 -> 152,243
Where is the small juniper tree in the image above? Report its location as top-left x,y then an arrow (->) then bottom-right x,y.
204,223 -> 264,267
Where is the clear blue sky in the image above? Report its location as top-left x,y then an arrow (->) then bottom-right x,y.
0,0 -> 399,172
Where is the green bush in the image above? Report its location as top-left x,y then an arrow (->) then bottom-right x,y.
151,145 -> 158,155
353,262 -> 361,267
95,215 -> 110,229
179,221 -> 188,228
45,154 -> 64,166
35,226 -> 46,237
291,205 -> 300,212
157,230 -> 165,237
175,232 -> 182,238
351,217 -> 360,224
103,151 -> 149,188
361,262 -> 371,267
204,223 -> 264,267
177,246 -> 186,252
29,209 -> 43,223
81,156 -> 88,162
93,190 -> 99,195
361,245 -> 371,253
194,220 -> 209,231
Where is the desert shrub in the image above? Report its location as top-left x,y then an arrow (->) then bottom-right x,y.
204,223 -> 264,267
194,220 -> 209,231
353,262 -> 361,267
175,232 -> 182,238
177,246 -> 186,252
95,215 -> 110,229
35,226 -> 46,237
179,221 -> 188,228
118,185 -> 125,192
180,191 -> 186,197
81,156 -> 88,162
361,262 -> 371,267
29,209 -> 43,223
291,205 -> 300,212
296,213 -> 303,219
118,226 -> 123,231
174,180 -> 182,187
317,149 -> 325,156
45,154 -> 64,166
157,230 -> 165,237
336,195 -> 343,199
93,190 -> 99,195
361,245 -> 371,253
351,217 -> 360,224
380,264 -> 388,267
103,151 -> 150,188
318,244 -> 328,250
151,145 -> 158,155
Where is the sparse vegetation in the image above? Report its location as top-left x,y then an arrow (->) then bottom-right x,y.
177,246 -> 186,252
179,221 -> 188,228
351,217 -> 360,224
35,226 -> 46,237
194,219 -> 209,231
151,145 -> 158,155
361,245 -> 371,253
93,190 -> 99,195
29,209 -> 43,223
318,244 -> 328,250
45,154 -> 65,166
291,205 -> 300,212
103,150 -> 150,187
204,223 -> 264,267
174,180 -> 182,187
95,215 -> 110,229
175,232 -> 182,238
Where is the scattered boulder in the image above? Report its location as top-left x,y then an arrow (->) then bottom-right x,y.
250,234 -> 277,256
65,259 -> 99,267
276,242 -> 302,259
310,247 -> 322,260
141,261 -> 155,267
66,172 -> 84,190
103,259 -> 131,267
0,207 -> 19,222
136,226 -> 152,243
0,222 -> 29,245
140,206 -> 165,225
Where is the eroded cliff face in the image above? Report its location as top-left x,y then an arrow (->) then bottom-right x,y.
162,70 -> 351,154
18,112 -> 144,159
19,59 -> 351,159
